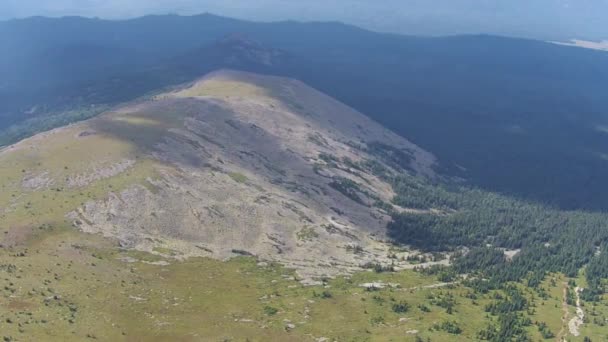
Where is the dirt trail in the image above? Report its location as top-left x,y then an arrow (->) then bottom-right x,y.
568,287 -> 584,336
557,284 -> 568,341
557,284 -> 585,341
360,281 -> 456,291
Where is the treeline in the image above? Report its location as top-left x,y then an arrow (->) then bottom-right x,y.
382,171 -> 608,299
582,246 -> 608,301
0,106 -> 107,147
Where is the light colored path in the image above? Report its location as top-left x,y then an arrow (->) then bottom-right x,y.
557,283 -> 568,341
568,287 -> 584,336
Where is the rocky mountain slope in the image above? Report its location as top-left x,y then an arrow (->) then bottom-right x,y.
0,70 -> 436,281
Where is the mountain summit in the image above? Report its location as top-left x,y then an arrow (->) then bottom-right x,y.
1,70 -> 436,281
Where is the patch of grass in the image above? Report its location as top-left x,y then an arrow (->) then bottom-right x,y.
151,246 -> 181,256
228,172 -> 248,184
527,274 -> 566,340
172,79 -> 270,99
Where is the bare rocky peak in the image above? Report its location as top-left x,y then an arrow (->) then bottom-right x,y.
17,70 -> 436,281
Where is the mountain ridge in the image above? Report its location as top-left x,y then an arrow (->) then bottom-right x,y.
3,14 -> 608,211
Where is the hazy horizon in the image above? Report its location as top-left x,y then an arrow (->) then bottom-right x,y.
1,0 -> 607,41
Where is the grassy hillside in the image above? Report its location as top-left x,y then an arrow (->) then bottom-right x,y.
2,222 -> 601,341
3,218 -> 608,341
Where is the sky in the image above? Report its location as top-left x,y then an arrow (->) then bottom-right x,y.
1,0 -> 607,40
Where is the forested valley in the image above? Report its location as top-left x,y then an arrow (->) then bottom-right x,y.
355,144 -> 608,340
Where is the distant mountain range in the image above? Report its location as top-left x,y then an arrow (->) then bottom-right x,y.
2,14 -> 608,211
2,1 -> 607,41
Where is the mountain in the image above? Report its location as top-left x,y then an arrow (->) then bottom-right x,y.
0,71 -> 477,341
2,70 -> 608,341
3,1 -> 607,40
3,14 -> 608,342
2,14 -> 608,211
0,70 -> 436,281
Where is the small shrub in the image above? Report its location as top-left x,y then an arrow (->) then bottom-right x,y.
263,306 -> 278,316
441,320 -> 462,334
392,300 -> 410,313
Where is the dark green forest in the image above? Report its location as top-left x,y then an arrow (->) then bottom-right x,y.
359,149 -> 608,340
385,167 -> 608,303
332,143 -> 608,340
